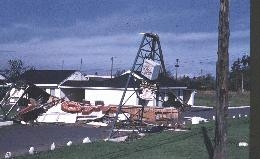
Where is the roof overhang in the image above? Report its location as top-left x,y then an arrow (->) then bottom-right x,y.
59,86 -> 135,91
160,87 -> 187,89
35,84 -> 59,87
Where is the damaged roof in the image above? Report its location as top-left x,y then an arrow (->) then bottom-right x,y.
20,70 -> 76,84
60,74 -> 139,88
60,72 -> 186,88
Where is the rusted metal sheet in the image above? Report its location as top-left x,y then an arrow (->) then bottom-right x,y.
59,101 -> 179,124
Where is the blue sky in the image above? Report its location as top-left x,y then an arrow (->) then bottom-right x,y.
0,0 -> 249,77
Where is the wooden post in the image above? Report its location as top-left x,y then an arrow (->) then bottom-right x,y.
214,0 -> 229,159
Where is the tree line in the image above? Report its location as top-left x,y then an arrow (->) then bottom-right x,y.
173,54 -> 249,91
176,54 -> 250,91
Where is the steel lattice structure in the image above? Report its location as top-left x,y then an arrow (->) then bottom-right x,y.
108,33 -> 166,139
134,33 -> 166,74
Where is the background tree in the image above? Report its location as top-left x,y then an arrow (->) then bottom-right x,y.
240,55 -> 250,91
165,70 -> 173,78
201,74 -> 216,90
178,74 -> 215,90
180,75 -> 192,88
229,55 -> 250,92
5,59 -> 34,83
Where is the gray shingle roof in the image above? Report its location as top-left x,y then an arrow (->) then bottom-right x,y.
61,72 -> 186,88
61,74 -> 139,88
20,70 -> 76,84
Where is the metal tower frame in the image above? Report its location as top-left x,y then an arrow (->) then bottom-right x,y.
108,33 -> 166,139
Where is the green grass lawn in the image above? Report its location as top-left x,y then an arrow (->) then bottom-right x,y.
194,90 -> 250,107
16,118 -> 249,159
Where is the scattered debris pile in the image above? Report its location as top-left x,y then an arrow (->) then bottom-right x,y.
0,83 -> 183,131
0,83 -> 62,122
59,101 -> 179,124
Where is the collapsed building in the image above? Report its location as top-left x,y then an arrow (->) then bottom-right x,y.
0,74 -> 195,124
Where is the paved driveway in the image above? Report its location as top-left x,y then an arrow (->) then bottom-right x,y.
0,123 -> 109,157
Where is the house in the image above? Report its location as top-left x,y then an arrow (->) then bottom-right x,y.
60,73 -> 139,105
18,70 -> 195,107
20,70 -> 87,101
60,71 -> 195,107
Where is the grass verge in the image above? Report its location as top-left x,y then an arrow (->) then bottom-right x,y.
16,118 -> 249,159
194,90 -> 250,106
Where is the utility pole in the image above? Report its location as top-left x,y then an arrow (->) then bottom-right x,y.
110,57 -> 114,78
175,59 -> 179,80
214,0 -> 229,158
62,60 -> 64,70
79,58 -> 83,71
241,72 -> 244,93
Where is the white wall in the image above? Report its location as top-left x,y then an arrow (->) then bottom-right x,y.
85,89 -> 138,106
42,88 -> 61,98
187,91 -> 196,106
55,89 -> 61,98
84,88 -> 187,107
45,89 -> 51,94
